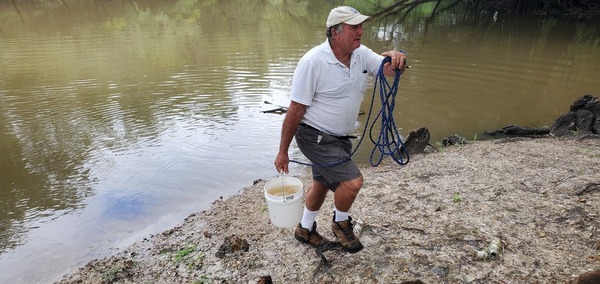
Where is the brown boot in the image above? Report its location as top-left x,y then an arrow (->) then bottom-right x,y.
294,221 -> 331,249
331,216 -> 363,253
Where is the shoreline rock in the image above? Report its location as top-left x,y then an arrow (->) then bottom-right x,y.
487,94 -> 600,139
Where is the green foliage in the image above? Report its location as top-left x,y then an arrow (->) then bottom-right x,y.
452,192 -> 462,203
167,243 -> 207,272
186,252 -> 205,270
173,243 -> 197,262
99,263 -> 129,283
435,141 -> 445,152
195,275 -> 212,284
100,266 -> 120,283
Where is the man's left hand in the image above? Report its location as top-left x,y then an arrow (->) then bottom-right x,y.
381,50 -> 407,74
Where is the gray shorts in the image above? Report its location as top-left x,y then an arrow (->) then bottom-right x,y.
295,123 -> 362,191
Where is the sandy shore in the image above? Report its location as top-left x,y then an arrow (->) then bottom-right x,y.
57,136 -> 600,283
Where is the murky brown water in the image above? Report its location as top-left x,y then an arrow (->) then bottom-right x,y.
1,1 -> 599,282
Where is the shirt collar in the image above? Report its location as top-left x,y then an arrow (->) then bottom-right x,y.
322,40 -> 354,66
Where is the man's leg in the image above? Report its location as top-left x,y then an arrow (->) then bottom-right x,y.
333,175 -> 363,212
305,180 -> 329,211
294,180 -> 331,248
331,175 -> 364,253
300,180 -> 328,230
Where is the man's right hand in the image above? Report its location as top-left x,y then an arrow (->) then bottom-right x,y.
274,152 -> 289,174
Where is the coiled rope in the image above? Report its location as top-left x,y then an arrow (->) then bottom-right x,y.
290,55 -> 409,167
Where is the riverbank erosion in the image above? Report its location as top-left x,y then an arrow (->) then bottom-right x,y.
58,137 -> 600,283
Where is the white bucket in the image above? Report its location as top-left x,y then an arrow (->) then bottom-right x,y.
264,176 -> 304,228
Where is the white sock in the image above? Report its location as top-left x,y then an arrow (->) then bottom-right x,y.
300,207 -> 318,230
334,208 -> 349,222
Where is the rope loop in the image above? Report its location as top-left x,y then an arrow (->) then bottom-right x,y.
290,55 -> 409,167
368,56 -> 409,166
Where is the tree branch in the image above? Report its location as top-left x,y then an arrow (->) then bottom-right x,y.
12,0 -> 25,24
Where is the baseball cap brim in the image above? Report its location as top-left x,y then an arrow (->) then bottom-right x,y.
343,15 -> 370,26
326,6 -> 371,28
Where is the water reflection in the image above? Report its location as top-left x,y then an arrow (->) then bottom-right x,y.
0,0 -> 599,283
362,8 -> 600,147
1,0 -> 317,269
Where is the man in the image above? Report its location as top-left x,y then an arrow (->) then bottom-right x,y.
274,6 -> 407,253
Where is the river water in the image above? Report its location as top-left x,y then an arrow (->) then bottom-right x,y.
0,1 -> 599,283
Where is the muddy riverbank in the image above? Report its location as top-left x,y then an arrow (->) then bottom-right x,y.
58,136 -> 600,283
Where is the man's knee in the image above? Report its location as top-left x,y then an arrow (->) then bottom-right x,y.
309,180 -> 329,196
341,176 -> 363,193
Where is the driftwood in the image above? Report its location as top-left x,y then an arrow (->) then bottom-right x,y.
261,101 -> 288,114
576,183 -> 600,196
261,101 -> 367,116
486,125 -> 551,137
261,107 -> 288,114
487,94 -> 600,138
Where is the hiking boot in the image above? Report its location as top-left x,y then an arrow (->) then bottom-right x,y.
294,221 -> 331,249
331,216 -> 363,253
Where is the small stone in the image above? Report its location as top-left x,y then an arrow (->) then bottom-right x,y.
216,235 -> 250,258
570,269 -> 600,284
431,266 -> 448,277
257,275 -> 273,284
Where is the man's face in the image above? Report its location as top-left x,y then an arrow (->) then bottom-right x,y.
338,23 -> 363,52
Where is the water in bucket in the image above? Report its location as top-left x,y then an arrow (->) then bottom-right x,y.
264,176 -> 304,228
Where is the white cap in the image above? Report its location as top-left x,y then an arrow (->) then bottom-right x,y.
326,6 -> 370,28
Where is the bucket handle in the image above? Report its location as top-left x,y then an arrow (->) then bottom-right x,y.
279,171 -> 287,203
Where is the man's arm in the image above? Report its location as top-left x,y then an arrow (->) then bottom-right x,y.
274,101 -> 306,174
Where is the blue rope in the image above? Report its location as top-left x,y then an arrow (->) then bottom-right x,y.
290,55 -> 409,167
366,56 -> 409,166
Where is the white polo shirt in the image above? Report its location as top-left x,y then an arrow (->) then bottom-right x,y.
291,40 -> 384,137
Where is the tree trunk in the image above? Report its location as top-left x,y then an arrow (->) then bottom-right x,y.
511,0 -> 544,13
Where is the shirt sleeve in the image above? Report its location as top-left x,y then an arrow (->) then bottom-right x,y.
290,59 -> 317,107
362,46 -> 385,77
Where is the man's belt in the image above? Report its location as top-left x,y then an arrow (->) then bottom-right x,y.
299,123 -> 357,139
